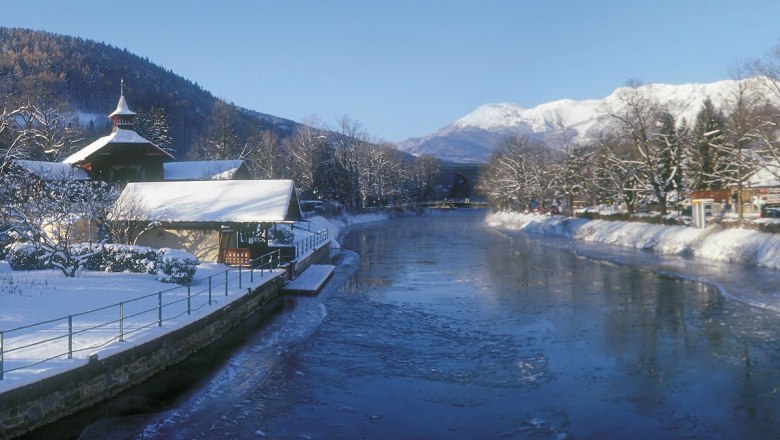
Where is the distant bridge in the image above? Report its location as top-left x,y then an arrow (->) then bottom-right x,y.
437,163 -> 487,203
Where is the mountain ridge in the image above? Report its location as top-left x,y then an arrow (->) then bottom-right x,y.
398,79 -> 749,164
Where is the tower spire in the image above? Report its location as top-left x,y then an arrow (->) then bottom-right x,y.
109,80 -> 137,131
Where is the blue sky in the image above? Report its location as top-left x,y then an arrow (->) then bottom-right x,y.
2,0 -> 780,142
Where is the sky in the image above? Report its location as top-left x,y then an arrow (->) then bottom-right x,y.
2,0 -> 780,142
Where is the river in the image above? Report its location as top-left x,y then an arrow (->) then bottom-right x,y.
33,209 -> 780,439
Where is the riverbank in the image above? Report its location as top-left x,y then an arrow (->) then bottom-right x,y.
0,235 -> 335,438
487,211 -> 780,270
0,212 -> 392,390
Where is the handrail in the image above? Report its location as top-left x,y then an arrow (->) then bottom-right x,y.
293,228 -> 329,258
0,249 -> 285,380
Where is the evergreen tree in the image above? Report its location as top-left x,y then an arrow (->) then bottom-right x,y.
654,111 -> 685,212
137,106 -> 174,156
687,98 -> 726,191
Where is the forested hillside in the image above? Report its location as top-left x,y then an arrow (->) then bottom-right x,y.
0,27 -> 294,158
0,28 -> 443,209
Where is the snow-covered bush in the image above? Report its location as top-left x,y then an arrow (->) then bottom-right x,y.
6,242 -> 45,271
101,244 -> 157,274
4,240 -> 199,284
155,248 -> 199,284
69,243 -> 105,271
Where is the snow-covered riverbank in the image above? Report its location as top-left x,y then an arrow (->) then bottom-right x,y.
487,211 -> 780,270
0,212 -> 390,392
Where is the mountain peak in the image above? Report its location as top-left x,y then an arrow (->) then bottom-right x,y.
453,103 -> 526,130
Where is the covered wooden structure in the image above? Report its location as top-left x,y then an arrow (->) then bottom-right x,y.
62,87 -> 174,184
114,180 -> 303,264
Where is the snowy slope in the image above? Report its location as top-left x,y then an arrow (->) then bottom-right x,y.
398,79 -> 757,164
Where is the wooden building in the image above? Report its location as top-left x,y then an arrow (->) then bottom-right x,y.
62,83 -> 175,184
114,180 -> 303,263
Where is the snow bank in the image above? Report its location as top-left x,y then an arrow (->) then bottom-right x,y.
487,211 -> 780,270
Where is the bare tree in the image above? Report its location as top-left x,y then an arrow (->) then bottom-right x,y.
245,127 -> 290,179
409,155 -> 440,202
286,116 -> 328,199
0,106 -> 14,169
0,164 -> 116,277
479,134 -> 546,211
604,82 -> 682,215
718,74 -> 764,224
746,47 -> 780,190
548,120 -> 593,215
329,116 -> 369,208
592,132 -> 643,215
106,192 -> 169,245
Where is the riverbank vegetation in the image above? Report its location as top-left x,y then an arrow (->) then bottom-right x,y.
478,48 -> 780,225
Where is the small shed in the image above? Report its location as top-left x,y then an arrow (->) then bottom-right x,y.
114,179 -> 302,263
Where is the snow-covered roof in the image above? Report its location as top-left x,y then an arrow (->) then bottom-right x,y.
164,160 -> 246,181
108,95 -> 137,118
62,128 -> 174,164
115,180 -> 301,223
13,160 -> 90,180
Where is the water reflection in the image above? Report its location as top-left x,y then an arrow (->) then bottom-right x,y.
336,210 -> 780,438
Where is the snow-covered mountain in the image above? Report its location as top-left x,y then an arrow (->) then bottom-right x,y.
398,79 -> 751,164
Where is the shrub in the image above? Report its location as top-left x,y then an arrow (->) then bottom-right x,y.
69,243 -> 105,271
101,244 -> 157,274
155,248 -> 199,284
6,241 -> 200,285
6,242 -> 45,270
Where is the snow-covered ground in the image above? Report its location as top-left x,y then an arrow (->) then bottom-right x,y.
0,213 -> 388,393
487,211 -> 780,270
0,262 -> 287,393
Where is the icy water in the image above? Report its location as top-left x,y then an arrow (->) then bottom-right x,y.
38,209 -> 780,439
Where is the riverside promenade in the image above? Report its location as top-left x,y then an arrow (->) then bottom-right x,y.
0,241 -> 331,439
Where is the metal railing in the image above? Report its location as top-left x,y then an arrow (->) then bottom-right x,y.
294,228 -> 329,257
0,250 -> 284,380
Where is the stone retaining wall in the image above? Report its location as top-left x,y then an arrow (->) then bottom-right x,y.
0,240 -> 331,439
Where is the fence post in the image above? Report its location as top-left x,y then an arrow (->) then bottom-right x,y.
239,266 -> 242,289
225,271 -> 228,296
68,315 -> 73,359
187,285 -> 191,316
158,291 -> 163,327
1,331 -> 4,380
119,302 -> 124,342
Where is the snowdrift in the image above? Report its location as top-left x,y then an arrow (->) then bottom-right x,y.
487,211 -> 780,270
